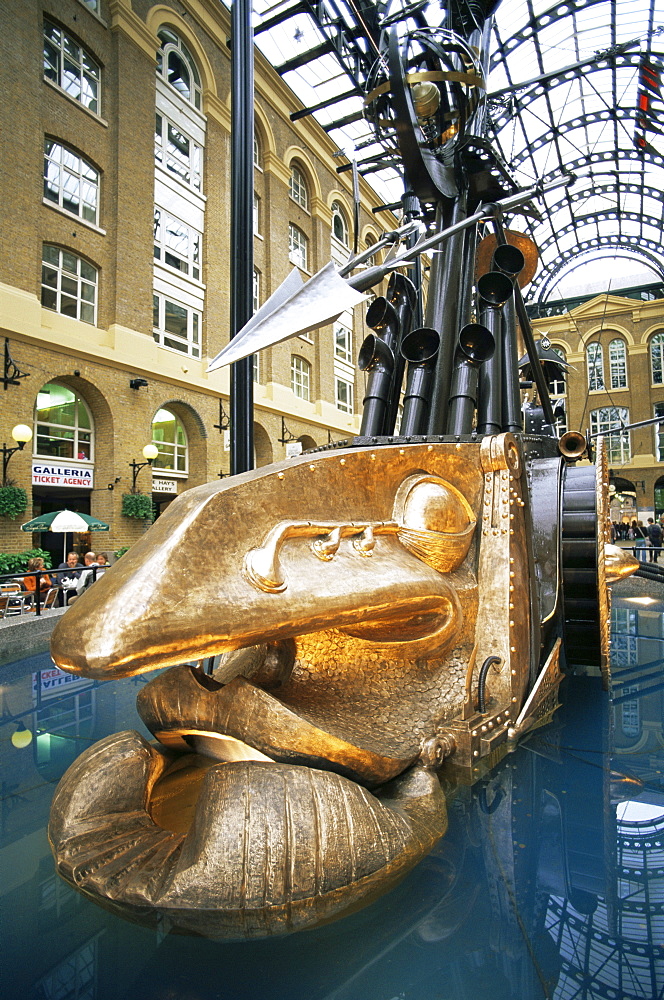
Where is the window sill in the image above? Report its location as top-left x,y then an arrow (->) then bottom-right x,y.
32,455 -> 94,465
154,339 -> 201,362
289,196 -> 311,216
152,469 -> 188,479
288,258 -> 311,276
43,200 -> 106,235
43,77 -> 108,127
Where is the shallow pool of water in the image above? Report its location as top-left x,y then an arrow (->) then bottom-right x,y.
2,594 -> 664,1000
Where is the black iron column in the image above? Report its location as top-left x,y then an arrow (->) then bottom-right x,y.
230,0 -> 254,475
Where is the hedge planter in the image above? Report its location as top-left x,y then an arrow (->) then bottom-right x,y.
121,494 -> 154,520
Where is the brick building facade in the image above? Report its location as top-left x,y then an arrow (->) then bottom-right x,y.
531,288 -> 664,521
0,0 -> 393,563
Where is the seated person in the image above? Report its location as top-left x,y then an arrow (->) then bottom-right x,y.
72,552 -> 100,599
56,551 -> 83,604
23,557 -> 52,595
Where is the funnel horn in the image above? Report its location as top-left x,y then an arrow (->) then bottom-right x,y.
475,270 -> 515,436
399,328 -> 440,436
448,323 -> 495,435
558,431 -> 587,461
358,334 -> 396,437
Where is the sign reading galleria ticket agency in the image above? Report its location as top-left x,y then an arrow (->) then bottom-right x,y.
32,462 -> 94,489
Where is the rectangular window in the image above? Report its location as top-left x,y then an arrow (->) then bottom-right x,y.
153,292 -> 201,359
41,244 -> 97,325
253,193 -> 261,235
288,223 -> 309,271
334,323 -> 352,364
291,356 -> 311,400
590,407 -> 631,464
44,140 -> 99,225
655,403 -> 664,461
335,377 -> 354,413
153,207 -> 201,280
253,268 -> 260,313
155,113 -> 202,191
43,19 -> 100,114
253,355 -> 260,384
609,341 -> 628,389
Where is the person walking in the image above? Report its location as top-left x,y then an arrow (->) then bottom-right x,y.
632,520 -> 648,562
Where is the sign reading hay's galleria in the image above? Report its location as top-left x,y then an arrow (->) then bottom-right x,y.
32,463 -> 94,489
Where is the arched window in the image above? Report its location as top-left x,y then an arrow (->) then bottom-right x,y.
157,28 -> 201,109
43,19 -> 100,114
291,356 -> 311,400
609,338 -> 627,389
586,342 -> 605,391
151,408 -> 188,473
651,332 -> 664,384
289,165 -> 309,210
253,132 -> 262,169
34,382 -> 93,461
590,406 -> 630,464
288,223 -> 309,271
41,245 -> 97,325
331,201 -> 349,246
44,140 -> 99,226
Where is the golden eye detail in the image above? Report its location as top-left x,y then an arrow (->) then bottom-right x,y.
393,475 -> 476,573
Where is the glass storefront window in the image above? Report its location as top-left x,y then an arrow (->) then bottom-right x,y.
34,382 -> 93,461
151,407 -> 187,473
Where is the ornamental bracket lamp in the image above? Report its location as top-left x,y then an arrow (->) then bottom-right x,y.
129,444 -> 159,492
2,423 -> 33,486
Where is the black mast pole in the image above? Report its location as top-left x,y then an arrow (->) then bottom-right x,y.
230,0 -> 254,474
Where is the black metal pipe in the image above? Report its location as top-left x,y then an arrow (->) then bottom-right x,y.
229,0 -> 254,475
399,327 -> 440,436
365,295 -> 400,354
448,323 -> 495,435
491,243 -> 525,434
358,334 -> 395,436
426,196 -> 469,435
384,272 -> 417,434
476,270 -> 514,436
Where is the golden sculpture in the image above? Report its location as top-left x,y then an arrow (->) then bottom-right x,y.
47,432 -> 636,937
46,1 -> 641,941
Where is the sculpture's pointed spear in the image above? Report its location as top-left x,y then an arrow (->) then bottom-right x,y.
208,174 -> 574,373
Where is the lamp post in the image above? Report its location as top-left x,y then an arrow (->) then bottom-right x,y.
129,444 -> 159,493
2,423 -> 33,486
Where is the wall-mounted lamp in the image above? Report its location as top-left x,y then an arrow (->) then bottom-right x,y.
3,338 -> 31,391
130,444 -> 159,492
11,721 -> 33,749
129,377 -> 149,390
2,423 -> 33,485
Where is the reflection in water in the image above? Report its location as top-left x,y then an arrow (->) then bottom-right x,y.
1,595 -> 664,1000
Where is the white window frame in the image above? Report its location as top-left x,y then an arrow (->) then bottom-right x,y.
157,29 -> 202,111
253,192 -> 261,236
609,338 -> 628,389
152,407 -> 188,474
332,201 -> 349,247
289,223 -> 309,271
44,140 -> 99,226
34,381 -> 94,463
253,267 -> 260,313
335,376 -> 354,413
253,132 -> 262,169
549,346 -> 566,396
291,355 -> 311,400
153,207 -> 201,282
590,406 -> 630,464
43,19 -> 100,114
155,112 -> 202,192
153,292 -> 201,359
334,322 -> 353,364
289,165 -> 309,210
587,342 -> 605,391
651,332 -> 664,385
655,403 -> 664,462
41,245 -> 97,325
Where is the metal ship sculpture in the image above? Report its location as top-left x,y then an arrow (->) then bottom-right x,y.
48,0 -> 638,939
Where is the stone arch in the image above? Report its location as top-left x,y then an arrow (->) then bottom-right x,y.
152,399 -> 207,486
254,104 -> 277,162
254,421 -> 273,467
33,374 -> 113,464
284,146 -> 322,203
579,323 -> 634,348
298,433 -> 317,452
146,6 -> 218,101
639,321 -> 664,348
